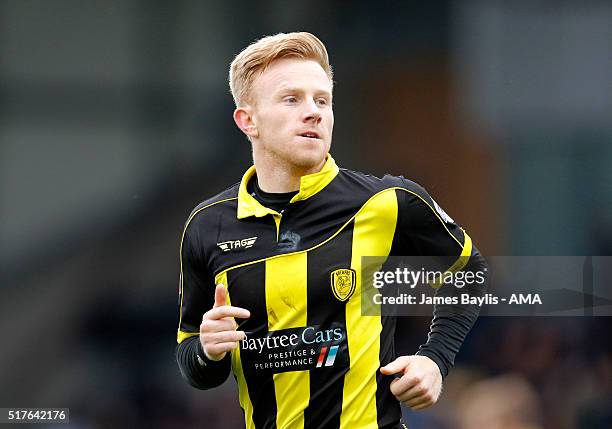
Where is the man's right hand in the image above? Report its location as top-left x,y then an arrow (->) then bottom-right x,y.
200,284 -> 250,361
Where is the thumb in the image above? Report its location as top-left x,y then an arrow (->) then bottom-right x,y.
380,356 -> 411,375
213,284 -> 228,308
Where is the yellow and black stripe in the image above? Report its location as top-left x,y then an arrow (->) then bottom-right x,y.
177,155 -> 477,429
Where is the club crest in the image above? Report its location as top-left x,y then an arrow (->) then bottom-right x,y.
330,268 -> 356,302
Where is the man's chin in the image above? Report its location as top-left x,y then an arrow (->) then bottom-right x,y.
285,151 -> 327,173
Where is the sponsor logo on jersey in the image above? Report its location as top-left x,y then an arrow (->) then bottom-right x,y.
240,324 -> 348,374
330,268 -> 356,301
217,236 -> 257,252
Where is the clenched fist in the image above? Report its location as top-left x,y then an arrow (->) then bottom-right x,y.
380,355 -> 443,410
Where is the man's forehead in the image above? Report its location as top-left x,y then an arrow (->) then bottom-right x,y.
256,58 -> 332,92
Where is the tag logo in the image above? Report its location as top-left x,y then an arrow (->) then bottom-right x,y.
330,268 -> 356,301
217,237 -> 257,252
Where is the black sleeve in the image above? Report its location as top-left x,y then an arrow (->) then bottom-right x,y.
176,336 -> 232,389
175,216 -> 231,389
415,251 -> 488,379
395,180 -> 488,378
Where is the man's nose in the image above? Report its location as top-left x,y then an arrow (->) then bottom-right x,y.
303,99 -> 322,123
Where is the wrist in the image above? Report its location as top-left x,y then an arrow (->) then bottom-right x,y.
416,351 -> 446,379
197,340 -> 227,365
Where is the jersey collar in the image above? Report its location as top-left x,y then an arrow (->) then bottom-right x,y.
237,154 -> 340,219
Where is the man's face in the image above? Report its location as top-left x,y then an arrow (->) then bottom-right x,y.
248,58 -> 334,171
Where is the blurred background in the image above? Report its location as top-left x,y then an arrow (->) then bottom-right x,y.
1,1 -> 611,428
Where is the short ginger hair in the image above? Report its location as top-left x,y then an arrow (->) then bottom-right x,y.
229,32 -> 333,107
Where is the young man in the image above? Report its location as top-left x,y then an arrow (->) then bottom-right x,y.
176,32 -> 487,429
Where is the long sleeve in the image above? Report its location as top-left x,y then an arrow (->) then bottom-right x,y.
176,214 -> 232,389
415,252 -> 488,378
176,336 -> 232,389
394,178 -> 488,378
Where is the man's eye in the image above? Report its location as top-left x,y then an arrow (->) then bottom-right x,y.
316,99 -> 328,106
285,97 -> 298,103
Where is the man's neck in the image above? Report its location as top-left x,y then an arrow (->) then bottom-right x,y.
253,154 -> 326,193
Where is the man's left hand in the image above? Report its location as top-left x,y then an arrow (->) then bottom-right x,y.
380,355 -> 443,410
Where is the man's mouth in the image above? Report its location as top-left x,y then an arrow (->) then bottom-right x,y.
298,131 -> 320,139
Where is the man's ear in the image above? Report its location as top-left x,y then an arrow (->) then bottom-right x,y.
233,107 -> 258,138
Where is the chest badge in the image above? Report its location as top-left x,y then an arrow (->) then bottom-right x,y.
330,268 -> 357,302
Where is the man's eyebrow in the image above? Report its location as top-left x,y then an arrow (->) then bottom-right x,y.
275,86 -> 304,95
275,87 -> 332,97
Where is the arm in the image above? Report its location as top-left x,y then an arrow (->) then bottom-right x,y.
176,222 -> 249,389
381,181 -> 488,409
415,250 -> 487,378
